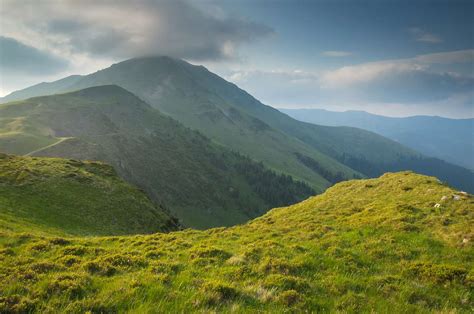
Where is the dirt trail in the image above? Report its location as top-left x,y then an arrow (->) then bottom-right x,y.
25,137 -> 73,156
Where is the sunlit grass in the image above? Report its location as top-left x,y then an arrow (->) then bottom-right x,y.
1,171 -> 472,312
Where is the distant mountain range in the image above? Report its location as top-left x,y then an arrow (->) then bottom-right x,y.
281,108 -> 474,170
1,56 -> 473,220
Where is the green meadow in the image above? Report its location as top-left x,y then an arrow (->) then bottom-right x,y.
1,170 -> 472,312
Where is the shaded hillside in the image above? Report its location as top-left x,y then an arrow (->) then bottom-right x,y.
1,57 -> 364,191
0,86 -> 315,228
281,108 -> 474,170
180,65 -> 474,192
0,172 -> 472,312
0,153 -> 178,236
2,56 -> 471,192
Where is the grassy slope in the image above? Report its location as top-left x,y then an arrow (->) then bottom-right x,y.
0,86 -> 315,229
1,172 -> 472,312
0,153 -> 178,236
186,65 -> 474,192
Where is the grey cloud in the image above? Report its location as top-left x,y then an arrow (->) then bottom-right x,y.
2,0 -> 273,61
0,36 -> 69,75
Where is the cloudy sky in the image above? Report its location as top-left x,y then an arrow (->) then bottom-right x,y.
0,0 -> 473,118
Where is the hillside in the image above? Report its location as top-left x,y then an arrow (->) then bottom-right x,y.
0,153 -> 178,236
0,86 -> 315,229
2,56 -> 472,193
0,172 -> 472,312
281,108 -> 474,170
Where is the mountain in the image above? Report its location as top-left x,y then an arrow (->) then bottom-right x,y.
0,75 -> 83,103
0,86 -> 315,229
0,172 -> 471,312
0,153 -> 178,236
281,108 -> 474,170
2,56 -> 472,193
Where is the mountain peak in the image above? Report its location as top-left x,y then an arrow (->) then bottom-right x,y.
112,55 -> 190,68
68,84 -> 131,97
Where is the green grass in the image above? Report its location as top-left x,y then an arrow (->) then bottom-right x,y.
1,171 -> 472,312
0,153 -> 178,236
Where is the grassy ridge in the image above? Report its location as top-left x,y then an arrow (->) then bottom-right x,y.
0,153 -> 178,236
1,172 -> 472,312
2,57 -> 362,191
0,86 -> 315,229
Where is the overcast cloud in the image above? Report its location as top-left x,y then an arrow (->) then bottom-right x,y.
0,0 -> 272,61
226,50 -> 474,118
